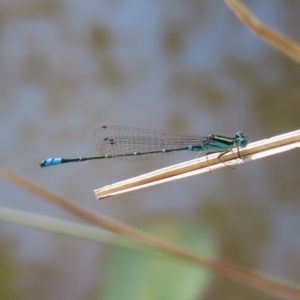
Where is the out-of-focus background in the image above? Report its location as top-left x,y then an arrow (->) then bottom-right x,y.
1,0 -> 300,299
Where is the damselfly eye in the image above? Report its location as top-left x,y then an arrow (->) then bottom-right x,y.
234,131 -> 249,148
239,138 -> 248,147
239,136 -> 249,148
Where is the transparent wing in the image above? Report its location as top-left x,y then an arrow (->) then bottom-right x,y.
93,125 -> 208,162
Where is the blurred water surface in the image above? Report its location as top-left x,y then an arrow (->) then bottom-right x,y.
1,1 -> 300,299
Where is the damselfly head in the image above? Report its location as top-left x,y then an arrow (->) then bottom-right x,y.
234,131 -> 249,148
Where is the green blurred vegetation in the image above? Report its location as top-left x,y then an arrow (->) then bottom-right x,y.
100,220 -> 214,300
0,230 -> 22,300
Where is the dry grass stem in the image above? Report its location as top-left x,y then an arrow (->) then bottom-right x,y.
95,129 -> 300,199
2,169 -> 300,299
223,0 -> 300,64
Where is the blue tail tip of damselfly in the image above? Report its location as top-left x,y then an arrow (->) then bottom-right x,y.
39,158 -> 63,168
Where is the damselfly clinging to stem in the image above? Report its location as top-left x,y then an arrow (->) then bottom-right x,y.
39,125 -> 249,168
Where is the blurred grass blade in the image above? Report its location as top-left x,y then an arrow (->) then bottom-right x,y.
2,169 -> 300,299
224,0 -> 300,64
95,129 -> 300,199
0,207 -> 160,256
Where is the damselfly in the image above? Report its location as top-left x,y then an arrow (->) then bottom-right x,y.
39,125 -> 249,168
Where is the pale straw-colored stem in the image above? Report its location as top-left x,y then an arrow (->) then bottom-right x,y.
95,129 -> 300,199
